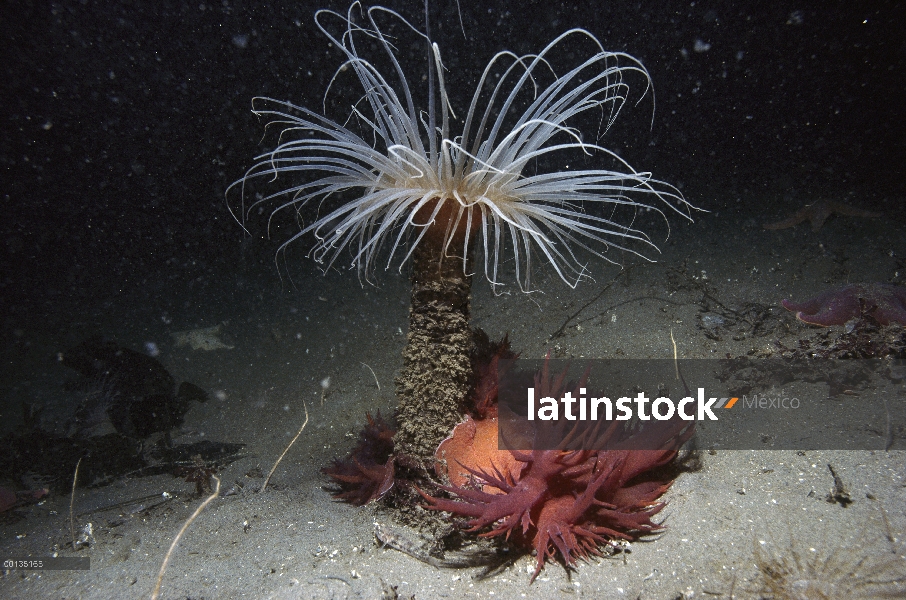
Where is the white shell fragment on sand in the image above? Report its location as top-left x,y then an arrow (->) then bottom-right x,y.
171,324 -> 235,351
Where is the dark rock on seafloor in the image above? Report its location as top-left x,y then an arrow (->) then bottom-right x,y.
62,336 -> 208,439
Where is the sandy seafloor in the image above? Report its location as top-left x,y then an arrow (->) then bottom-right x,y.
2,199 -> 906,599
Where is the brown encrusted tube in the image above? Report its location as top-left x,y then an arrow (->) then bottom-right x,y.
393,204 -> 476,465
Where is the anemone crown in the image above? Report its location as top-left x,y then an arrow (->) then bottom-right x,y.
230,3 -> 696,292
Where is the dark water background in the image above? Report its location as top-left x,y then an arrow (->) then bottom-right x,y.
2,0 -> 904,332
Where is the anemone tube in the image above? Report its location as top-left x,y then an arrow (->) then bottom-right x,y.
230,3 -> 695,468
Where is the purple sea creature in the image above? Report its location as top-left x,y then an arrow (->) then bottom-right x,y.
781,283 -> 906,327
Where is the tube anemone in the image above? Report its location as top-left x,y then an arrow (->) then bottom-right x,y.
229,3 -> 696,464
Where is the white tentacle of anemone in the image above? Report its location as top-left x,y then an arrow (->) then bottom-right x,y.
229,2 -> 697,293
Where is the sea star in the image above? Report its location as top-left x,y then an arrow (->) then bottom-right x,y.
781,283 -> 906,326
763,199 -> 881,232
171,324 -> 235,350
